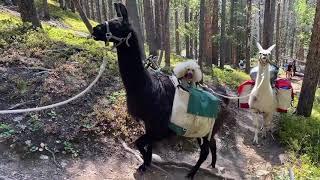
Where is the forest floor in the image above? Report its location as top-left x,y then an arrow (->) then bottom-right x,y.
0,4 -> 301,180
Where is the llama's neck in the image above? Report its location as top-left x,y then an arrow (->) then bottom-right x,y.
255,62 -> 271,89
116,31 -> 151,92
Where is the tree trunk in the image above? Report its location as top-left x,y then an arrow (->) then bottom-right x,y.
108,0 -> 113,19
220,0 -> 226,68
297,0 -> 320,117
72,0 -> 93,33
127,0 -> 146,59
154,0 -> 161,49
175,10 -> 181,55
212,0 -> 219,66
281,0 -> 287,56
297,39 -> 304,61
164,0 -> 170,68
275,1 -> 280,65
143,0 -> 157,55
70,0 -> 76,13
229,0 -> 236,67
189,11 -> 194,59
262,0 -> 276,49
203,0 -> 212,65
84,0 -> 90,19
199,0 -> 205,70
17,0 -> 42,28
101,0 -> 107,21
184,5 -> 190,58
90,0 -> 95,20
258,0 -> 263,43
59,0 -> 67,10
96,0 -> 102,23
42,0 -> 50,20
245,0 -> 252,73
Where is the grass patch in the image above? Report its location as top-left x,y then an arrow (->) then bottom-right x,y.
212,67 -> 250,90
277,89 -> 320,179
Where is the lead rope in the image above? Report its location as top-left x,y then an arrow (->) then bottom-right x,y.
0,57 -> 107,114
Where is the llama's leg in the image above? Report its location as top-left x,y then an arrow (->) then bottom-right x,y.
145,143 -> 153,166
187,138 -> 210,179
135,134 -> 151,172
252,112 -> 260,144
209,138 -> 217,168
263,112 -> 273,138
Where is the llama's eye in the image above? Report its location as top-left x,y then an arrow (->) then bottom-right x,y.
192,69 -> 195,72
187,68 -> 190,71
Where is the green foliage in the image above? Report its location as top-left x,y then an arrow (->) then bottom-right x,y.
63,141 -> 79,158
0,123 -> 15,139
295,0 -> 316,46
274,154 -> 320,180
46,0 -> 97,33
212,67 -> 250,90
277,90 -> 320,179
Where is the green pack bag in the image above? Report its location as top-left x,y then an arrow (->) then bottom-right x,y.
187,87 -> 220,118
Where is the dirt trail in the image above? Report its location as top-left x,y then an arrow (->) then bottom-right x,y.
0,100 -> 288,180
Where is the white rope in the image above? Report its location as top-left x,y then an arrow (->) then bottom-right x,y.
0,57 -> 107,114
201,76 -> 265,100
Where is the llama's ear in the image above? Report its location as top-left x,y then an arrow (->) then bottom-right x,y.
118,3 -> 129,23
256,42 -> 263,52
114,3 -> 122,17
267,44 -> 276,52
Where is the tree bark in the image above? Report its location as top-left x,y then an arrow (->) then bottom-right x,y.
275,2 -> 280,65
90,0 -> 95,20
108,0 -> 113,19
164,0 -> 170,68
17,0 -> 42,28
220,0 -> 226,68
245,0 -> 252,73
101,0 -> 107,21
189,11 -> 194,59
72,0 -> 93,33
229,0 -> 236,66
143,0 -> 157,55
212,0 -> 219,66
175,10 -> 181,55
70,0 -> 76,12
203,0 -> 212,65
96,0 -> 102,23
154,0 -> 162,49
297,0 -> 320,117
262,0 -> 276,49
127,0 -> 146,58
84,0 -> 90,19
199,0 -> 205,70
184,5 -> 190,58
42,0 -> 50,20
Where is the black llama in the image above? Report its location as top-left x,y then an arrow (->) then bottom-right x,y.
92,3 -> 228,178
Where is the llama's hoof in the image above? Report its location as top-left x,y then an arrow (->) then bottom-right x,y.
186,172 -> 195,180
138,164 -> 147,173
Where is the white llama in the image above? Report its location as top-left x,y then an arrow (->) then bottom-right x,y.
249,43 -> 277,144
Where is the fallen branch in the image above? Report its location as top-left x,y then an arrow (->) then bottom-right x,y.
45,146 -> 61,169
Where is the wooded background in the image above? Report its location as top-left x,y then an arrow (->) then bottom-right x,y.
3,0 -> 320,116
